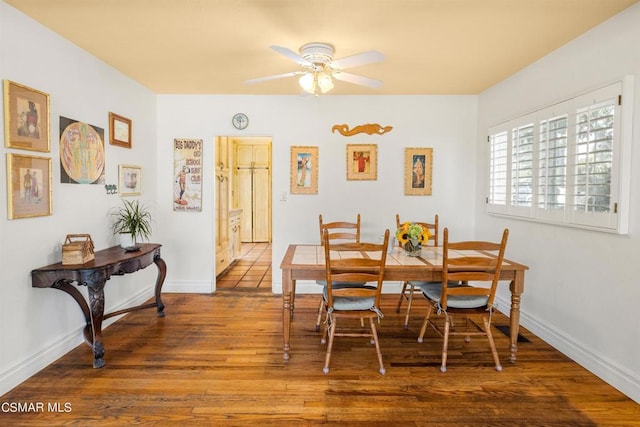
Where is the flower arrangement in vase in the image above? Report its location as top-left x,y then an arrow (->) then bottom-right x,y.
395,222 -> 431,256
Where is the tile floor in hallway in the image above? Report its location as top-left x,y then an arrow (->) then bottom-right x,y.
216,242 -> 272,289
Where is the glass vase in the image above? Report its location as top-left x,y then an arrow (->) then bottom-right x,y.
404,238 -> 422,257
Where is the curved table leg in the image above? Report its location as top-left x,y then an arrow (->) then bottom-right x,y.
87,282 -> 106,368
52,279 -> 94,345
51,279 -> 107,368
153,256 -> 167,316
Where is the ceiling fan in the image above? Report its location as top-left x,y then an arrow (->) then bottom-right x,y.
245,42 -> 385,95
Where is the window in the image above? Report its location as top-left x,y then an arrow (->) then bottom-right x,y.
487,77 -> 633,234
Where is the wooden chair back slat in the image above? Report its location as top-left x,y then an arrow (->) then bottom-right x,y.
323,229 -> 389,310
319,214 -> 361,244
440,228 -> 509,310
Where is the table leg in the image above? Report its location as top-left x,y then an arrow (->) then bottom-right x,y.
51,279 -> 94,346
282,269 -> 293,361
87,282 -> 106,368
153,256 -> 167,316
509,271 -> 525,363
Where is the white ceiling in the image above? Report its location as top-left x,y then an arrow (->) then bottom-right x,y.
5,0 -> 638,95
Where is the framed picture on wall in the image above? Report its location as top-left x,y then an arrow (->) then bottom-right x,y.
59,116 -> 105,184
3,80 -> 50,152
404,147 -> 433,195
109,112 -> 132,148
118,164 -> 142,196
6,153 -> 52,219
346,144 -> 377,180
290,146 -> 318,194
173,138 -> 203,211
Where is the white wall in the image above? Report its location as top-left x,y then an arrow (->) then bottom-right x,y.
0,3 -> 158,395
156,95 -> 478,294
476,3 -> 640,403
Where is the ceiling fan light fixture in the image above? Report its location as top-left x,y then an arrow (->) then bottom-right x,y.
298,72 -> 316,93
251,42 -> 383,94
317,72 -> 334,93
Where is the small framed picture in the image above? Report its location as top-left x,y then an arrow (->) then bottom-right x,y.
6,153 -> 52,219
404,147 -> 433,195
3,80 -> 50,152
118,164 -> 142,196
346,144 -> 377,180
290,146 -> 318,194
109,112 -> 132,148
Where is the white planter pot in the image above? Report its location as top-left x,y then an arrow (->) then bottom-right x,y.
119,233 -> 136,249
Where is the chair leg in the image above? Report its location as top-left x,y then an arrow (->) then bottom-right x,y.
403,284 -> 415,329
482,315 -> 502,372
369,318 -> 385,375
321,314 -> 329,345
395,281 -> 409,313
417,304 -> 433,343
440,315 -> 451,373
315,297 -> 325,332
323,317 -> 337,374
463,316 -> 471,342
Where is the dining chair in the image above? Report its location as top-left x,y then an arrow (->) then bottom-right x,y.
315,214 -> 365,331
394,214 -> 441,329
417,228 -> 509,372
321,228 -> 390,374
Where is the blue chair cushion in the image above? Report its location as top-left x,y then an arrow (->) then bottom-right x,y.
422,284 -> 489,309
323,286 -> 376,311
408,281 -> 461,293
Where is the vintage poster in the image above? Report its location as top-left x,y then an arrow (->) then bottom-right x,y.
59,116 -> 105,184
173,138 -> 202,211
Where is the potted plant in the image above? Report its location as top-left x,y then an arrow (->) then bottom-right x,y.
110,199 -> 152,248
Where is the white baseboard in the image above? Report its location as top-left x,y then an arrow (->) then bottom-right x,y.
0,287 -> 154,396
163,280 -> 213,293
494,295 -> 640,404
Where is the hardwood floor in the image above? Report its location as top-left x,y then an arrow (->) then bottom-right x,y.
2,270 -> 639,425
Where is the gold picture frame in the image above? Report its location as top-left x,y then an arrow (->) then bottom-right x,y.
3,80 -> 50,152
7,153 -> 52,219
290,146 -> 318,194
109,112 -> 132,148
404,147 -> 433,195
346,144 -> 377,180
118,164 -> 142,196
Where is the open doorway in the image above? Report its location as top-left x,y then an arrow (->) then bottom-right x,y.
215,136 -> 272,290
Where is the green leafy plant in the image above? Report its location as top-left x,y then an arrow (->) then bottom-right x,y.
110,199 -> 152,242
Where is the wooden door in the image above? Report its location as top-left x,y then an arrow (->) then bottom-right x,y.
234,140 -> 272,242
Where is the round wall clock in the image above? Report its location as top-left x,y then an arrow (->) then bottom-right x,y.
232,113 -> 249,130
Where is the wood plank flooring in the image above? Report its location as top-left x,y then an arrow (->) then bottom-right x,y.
1,288 -> 639,426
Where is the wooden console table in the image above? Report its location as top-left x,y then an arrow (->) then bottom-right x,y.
31,243 -> 167,368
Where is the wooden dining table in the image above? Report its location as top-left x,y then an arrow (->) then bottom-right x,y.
279,244 -> 529,363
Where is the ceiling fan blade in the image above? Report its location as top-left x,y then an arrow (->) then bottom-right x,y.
330,50 -> 385,70
245,71 -> 303,85
333,71 -> 383,88
270,45 -> 312,67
